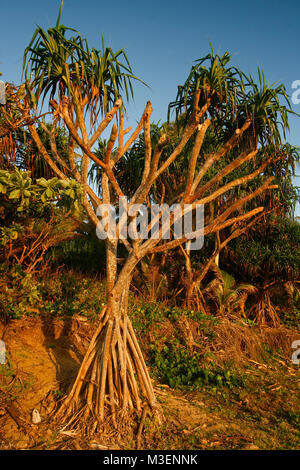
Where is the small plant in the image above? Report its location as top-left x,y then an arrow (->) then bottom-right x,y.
54,389 -> 63,398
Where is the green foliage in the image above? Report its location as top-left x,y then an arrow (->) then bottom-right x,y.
21,122 -> 75,180
128,301 -> 240,391
23,0 -> 143,118
276,409 -> 300,428
0,168 -> 82,251
0,266 -> 106,321
0,225 -> 23,246
221,216 -> 300,326
130,301 -> 219,337
49,236 -> 106,273
129,302 -> 165,332
0,168 -> 36,212
149,339 -> 240,390
168,47 -> 239,123
0,264 -> 41,319
230,216 -> 300,279
0,168 -> 82,219
203,268 -> 258,317
169,45 -> 295,149
38,270 -> 106,319
37,176 -> 82,211
239,68 -> 295,147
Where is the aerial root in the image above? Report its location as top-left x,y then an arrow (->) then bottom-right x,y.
54,305 -> 163,433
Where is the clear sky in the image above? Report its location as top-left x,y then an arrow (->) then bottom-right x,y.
1,0 -> 299,213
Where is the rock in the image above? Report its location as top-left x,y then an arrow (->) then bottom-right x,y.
90,441 -> 108,450
31,409 -> 41,424
242,443 -> 260,450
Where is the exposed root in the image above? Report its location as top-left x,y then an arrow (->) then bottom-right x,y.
136,408 -> 148,450
54,306 -> 163,433
248,291 -> 280,327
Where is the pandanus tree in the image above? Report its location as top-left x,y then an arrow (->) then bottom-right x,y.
116,50 -> 297,310
14,4 -> 291,432
221,214 -> 300,326
165,50 -> 297,308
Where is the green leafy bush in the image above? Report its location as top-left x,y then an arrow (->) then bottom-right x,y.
38,270 -> 106,319
0,264 -> 41,319
0,168 -> 83,272
149,339 -> 240,390
0,168 -> 82,247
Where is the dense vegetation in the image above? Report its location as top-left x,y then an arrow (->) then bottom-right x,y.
0,1 -> 299,450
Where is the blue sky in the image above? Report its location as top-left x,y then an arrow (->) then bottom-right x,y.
1,0 -> 300,213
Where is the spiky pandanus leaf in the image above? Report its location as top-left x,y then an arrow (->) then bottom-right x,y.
23,1 -> 143,122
